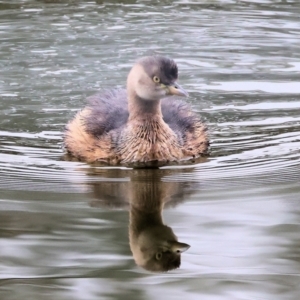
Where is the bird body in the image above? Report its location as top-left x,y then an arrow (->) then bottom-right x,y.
64,56 -> 208,167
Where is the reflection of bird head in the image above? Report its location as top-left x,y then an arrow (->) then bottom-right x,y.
130,224 -> 190,272
128,169 -> 191,272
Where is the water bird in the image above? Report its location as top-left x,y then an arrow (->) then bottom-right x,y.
64,56 -> 209,167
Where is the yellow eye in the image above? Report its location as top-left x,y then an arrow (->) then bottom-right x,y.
153,76 -> 160,83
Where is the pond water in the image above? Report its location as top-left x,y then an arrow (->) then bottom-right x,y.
1,0 -> 300,299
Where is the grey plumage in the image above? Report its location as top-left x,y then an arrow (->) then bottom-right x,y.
82,88 -> 205,147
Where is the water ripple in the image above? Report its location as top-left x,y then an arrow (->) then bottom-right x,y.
1,1 -> 300,299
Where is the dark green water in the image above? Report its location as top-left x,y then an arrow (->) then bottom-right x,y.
1,0 -> 300,299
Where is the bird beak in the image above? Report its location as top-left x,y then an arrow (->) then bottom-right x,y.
170,241 -> 190,253
167,82 -> 189,97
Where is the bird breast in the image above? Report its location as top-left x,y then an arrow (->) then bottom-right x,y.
116,119 -> 183,163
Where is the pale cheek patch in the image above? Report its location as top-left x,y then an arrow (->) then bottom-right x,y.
136,79 -> 159,100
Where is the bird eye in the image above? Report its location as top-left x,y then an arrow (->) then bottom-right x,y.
155,252 -> 163,260
153,76 -> 160,83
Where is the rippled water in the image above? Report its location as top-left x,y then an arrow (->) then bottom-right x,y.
1,0 -> 300,299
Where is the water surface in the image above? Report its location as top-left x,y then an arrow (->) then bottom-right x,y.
1,0 -> 300,299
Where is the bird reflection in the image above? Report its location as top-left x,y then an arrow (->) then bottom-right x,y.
87,167 -> 202,272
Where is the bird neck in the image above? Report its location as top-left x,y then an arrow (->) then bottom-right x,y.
127,91 -> 163,122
